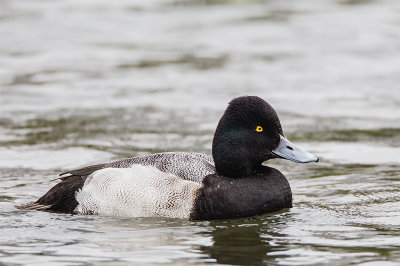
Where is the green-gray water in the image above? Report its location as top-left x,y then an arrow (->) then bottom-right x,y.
1,0 -> 399,265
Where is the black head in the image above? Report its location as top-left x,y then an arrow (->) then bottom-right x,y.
212,96 -> 283,177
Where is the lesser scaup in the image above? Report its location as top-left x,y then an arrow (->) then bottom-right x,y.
18,96 -> 318,220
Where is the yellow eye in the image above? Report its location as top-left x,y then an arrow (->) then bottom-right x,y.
255,126 -> 263,132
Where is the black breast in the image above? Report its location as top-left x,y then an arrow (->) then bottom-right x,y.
190,166 -> 292,220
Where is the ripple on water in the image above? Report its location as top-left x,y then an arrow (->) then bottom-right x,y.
1,0 -> 400,265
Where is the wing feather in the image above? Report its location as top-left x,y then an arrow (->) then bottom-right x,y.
62,152 -> 215,183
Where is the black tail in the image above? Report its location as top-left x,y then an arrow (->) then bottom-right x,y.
17,163 -> 107,213
17,176 -> 85,213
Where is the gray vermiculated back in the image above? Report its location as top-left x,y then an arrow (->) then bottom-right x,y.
96,152 -> 216,183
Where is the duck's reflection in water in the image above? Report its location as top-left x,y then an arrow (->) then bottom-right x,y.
199,213 -> 289,265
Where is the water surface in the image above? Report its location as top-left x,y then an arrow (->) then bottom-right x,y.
1,0 -> 400,265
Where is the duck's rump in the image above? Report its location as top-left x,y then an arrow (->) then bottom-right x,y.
17,152 -> 215,213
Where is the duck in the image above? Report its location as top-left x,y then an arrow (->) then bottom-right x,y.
18,96 -> 318,220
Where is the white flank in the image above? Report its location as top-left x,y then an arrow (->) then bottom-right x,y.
75,165 -> 201,219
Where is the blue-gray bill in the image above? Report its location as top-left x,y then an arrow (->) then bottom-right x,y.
272,135 -> 319,163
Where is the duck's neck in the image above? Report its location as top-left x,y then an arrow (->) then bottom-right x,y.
212,152 -> 255,177
212,137 -> 262,178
